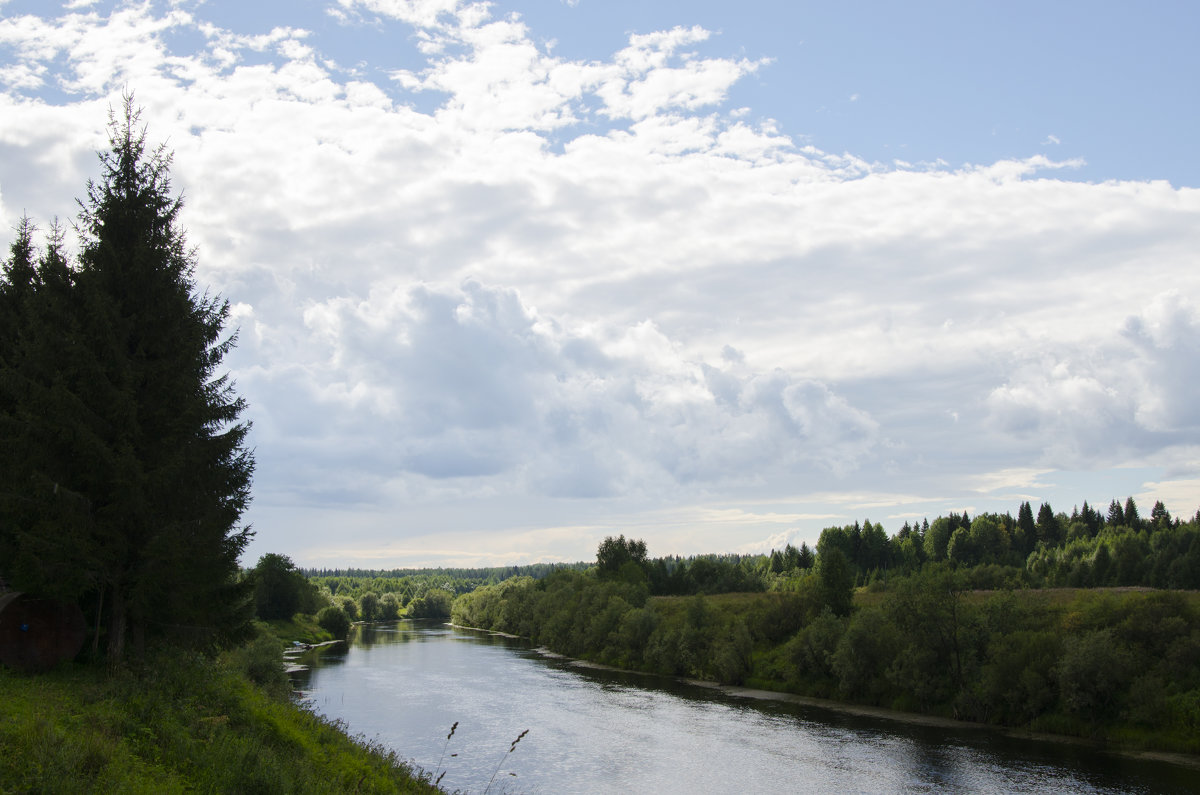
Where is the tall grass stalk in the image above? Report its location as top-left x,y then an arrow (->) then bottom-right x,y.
433,721 -> 458,787
483,729 -> 528,794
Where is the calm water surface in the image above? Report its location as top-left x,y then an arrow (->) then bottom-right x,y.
289,620 -> 1195,794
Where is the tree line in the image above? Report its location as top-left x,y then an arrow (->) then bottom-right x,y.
247,554 -> 479,637
451,532 -> 1200,752
806,496 -> 1200,591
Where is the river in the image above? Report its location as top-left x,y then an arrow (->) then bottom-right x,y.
288,620 -> 1196,794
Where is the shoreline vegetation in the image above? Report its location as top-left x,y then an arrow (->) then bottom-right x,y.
444,521 -> 1200,766
0,628 -> 439,793
447,621 -> 1200,772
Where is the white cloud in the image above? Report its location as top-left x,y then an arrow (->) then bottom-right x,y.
984,291 -> 1200,468
272,280 -> 880,503
1138,478 -> 1200,518
1,1 -> 1199,564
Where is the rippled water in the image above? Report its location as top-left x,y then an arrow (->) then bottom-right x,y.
289,621 -> 1196,794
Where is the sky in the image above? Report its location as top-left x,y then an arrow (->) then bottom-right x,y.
1,0 -> 1198,568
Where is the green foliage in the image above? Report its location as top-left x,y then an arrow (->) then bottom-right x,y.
260,614 -> 333,645
336,596 -> 359,622
595,534 -> 648,579
0,646 -> 437,793
831,606 -> 901,703
307,562 -> 591,609
359,592 -> 381,622
317,606 -> 352,639
923,516 -> 958,563
782,607 -> 844,694
407,589 -> 453,619
1057,629 -> 1134,727
379,592 -> 401,621
254,553 -> 326,621
224,633 -> 291,700
815,547 -> 854,617
455,555 -> 1200,752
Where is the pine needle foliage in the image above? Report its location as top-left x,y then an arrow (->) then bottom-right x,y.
0,94 -> 255,665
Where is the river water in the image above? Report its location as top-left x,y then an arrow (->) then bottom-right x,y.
288,620 -> 1195,794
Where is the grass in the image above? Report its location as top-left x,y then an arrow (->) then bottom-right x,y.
0,642 -> 439,794
260,613 -> 335,645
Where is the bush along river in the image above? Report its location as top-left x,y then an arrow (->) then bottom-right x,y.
288,620 -> 1197,794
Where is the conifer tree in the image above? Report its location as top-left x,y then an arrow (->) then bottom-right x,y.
1016,501 -> 1036,555
0,218 -> 100,604
1036,502 -> 1060,546
0,96 -> 255,664
81,96 -> 255,661
1123,497 -> 1140,529
1150,500 -> 1172,529
0,217 -> 39,575
1107,499 -> 1125,528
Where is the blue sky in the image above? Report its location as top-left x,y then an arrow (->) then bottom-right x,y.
2,0 -> 1199,567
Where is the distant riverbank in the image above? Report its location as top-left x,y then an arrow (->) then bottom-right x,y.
454,622 -> 1200,774
304,620 -> 1200,793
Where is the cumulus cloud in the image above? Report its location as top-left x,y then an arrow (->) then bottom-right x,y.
275,280 -> 880,501
985,291 -> 1200,467
1,1 -> 1199,563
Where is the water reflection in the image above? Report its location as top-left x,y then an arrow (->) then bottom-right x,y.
292,620 -> 1196,794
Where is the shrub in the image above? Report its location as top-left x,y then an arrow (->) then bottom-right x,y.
336,596 -> 359,621
360,592 -> 380,622
318,606 -> 351,639
225,634 -> 290,699
379,592 -> 401,620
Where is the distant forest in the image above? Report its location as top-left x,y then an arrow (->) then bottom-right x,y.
310,495 -> 1199,610
446,497 -> 1200,752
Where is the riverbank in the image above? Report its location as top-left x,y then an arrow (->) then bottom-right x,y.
0,644 -> 439,793
497,629 -> 1200,773
703,681 -> 1200,772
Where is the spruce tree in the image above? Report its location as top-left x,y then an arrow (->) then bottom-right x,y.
1123,496 -> 1140,529
1036,502 -> 1060,546
0,96 -> 255,664
1150,500 -> 1172,530
80,96 -> 255,661
1016,501 -> 1036,555
0,218 -> 101,605
1107,499 -> 1125,528
0,217 -> 39,577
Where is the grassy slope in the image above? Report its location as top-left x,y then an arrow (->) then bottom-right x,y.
259,614 -> 335,644
0,645 -> 438,794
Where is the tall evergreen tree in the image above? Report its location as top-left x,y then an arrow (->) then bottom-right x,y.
0,96 -> 255,664
0,216 -> 37,313
0,217 -> 101,606
0,217 -> 40,574
1016,501 -> 1036,555
797,542 -> 815,569
1080,501 -> 1102,537
1107,499 -> 1125,528
1123,497 -> 1140,529
1036,502 -> 1060,546
1150,500 -> 1172,530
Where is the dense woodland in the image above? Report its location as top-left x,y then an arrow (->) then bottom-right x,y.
449,505 -> 1200,752
293,499 -> 1200,754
